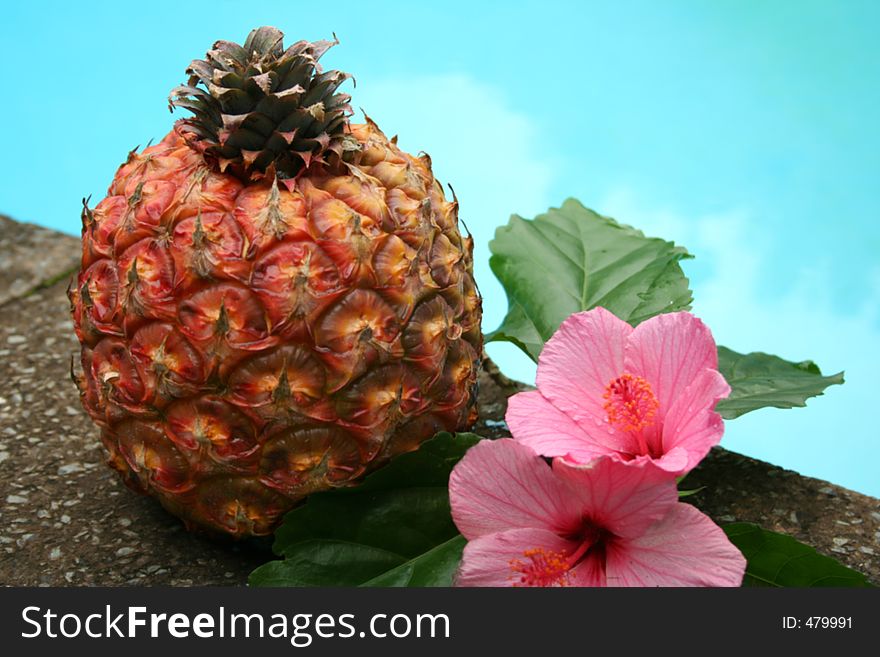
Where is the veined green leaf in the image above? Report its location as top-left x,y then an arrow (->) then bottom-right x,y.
249,540 -> 407,587
486,198 -> 693,361
715,348 -> 844,419
485,198 -> 843,418
249,432 -> 481,587
724,523 -> 870,587
361,536 -> 467,587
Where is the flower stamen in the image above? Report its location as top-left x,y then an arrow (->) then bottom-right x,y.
603,373 -> 659,441
509,548 -> 571,587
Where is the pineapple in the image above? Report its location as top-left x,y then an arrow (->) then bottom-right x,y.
69,27 -> 482,537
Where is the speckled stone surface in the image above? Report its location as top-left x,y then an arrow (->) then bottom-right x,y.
683,449 -> 880,581
0,215 -> 80,306
0,217 -> 877,586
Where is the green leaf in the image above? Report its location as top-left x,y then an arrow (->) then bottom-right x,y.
715,347 -> 844,419
483,198 -> 843,419
486,198 -> 693,361
723,523 -> 870,587
248,432 -> 481,587
249,540 -> 407,587
485,301 -> 545,362
677,486 -> 705,498
361,536 -> 467,587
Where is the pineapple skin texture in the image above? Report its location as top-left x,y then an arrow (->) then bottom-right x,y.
70,121 -> 482,537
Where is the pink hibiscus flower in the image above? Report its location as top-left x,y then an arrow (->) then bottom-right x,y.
506,308 -> 730,474
449,439 -> 745,587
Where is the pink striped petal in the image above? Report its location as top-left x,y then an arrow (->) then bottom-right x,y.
454,528 -> 577,587
449,439 -> 574,540
625,312 -> 718,422
662,369 -> 730,472
552,456 -> 678,539
605,504 -> 746,587
568,552 -> 607,586
536,308 -> 631,431
506,390 -> 619,463
639,445 -> 690,474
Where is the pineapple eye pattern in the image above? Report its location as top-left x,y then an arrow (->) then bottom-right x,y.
70,28 -> 481,537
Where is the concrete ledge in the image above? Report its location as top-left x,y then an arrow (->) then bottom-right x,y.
0,215 -> 80,307
0,217 -> 876,586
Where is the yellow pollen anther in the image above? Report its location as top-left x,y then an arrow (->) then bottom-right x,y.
509,548 -> 571,587
603,373 -> 659,434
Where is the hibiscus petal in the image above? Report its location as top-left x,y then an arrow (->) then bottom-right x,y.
662,369 -> 730,472
536,307 -> 632,434
625,446 -> 690,474
568,552 -> 607,586
506,390 -> 617,463
625,312 -> 719,421
605,504 -> 746,587
449,439 -> 575,540
454,528 -> 576,587
553,456 -> 678,539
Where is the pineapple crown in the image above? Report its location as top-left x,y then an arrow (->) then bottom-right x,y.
169,26 -> 353,181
